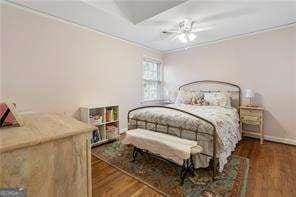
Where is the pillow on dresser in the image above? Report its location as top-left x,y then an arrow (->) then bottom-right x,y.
204,92 -> 231,107
0,100 -> 25,127
175,90 -> 194,104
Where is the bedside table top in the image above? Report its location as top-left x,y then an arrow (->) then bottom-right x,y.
239,106 -> 264,111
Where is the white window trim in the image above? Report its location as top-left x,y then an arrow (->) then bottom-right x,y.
141,57 -> 163,103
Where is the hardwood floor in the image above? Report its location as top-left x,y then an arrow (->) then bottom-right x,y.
234,138 -> 296,197
92,137 -> 296,197
91,156 -> 160,197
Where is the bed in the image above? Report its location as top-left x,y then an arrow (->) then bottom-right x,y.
127,80 -> 241,178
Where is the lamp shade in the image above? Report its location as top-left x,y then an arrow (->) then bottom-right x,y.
244,89 -> 255,98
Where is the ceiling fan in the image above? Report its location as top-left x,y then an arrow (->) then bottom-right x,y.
160,19 -> 212,43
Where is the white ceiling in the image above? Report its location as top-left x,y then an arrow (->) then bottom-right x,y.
7,0 -> 296,53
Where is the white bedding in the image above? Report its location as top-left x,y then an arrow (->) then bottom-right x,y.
129,103 -> 241,171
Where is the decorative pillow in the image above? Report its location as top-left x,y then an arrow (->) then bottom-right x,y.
0,100 -> 24,127
204,92 -> 231,107
191,92 -> 209,106
192,91 -> 204,100
193,97 -> 209,106
175,90 -> 194,104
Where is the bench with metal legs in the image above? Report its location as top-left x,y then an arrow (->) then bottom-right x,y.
131,146 -> 198,185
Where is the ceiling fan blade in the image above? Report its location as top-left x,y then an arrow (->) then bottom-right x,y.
191,26 -> 213,33
160,34 -> 181,44
149,32 -> 178,43
170,35 -> 180,42
138,20 -> 176,27
162,30 -> 180,34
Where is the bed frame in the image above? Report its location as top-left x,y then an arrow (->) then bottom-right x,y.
127,80 -> 241,181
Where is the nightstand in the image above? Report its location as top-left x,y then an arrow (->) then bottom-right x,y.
239,106 -> 264,144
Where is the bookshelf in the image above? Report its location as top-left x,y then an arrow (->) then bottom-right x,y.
80,105 -> 119,147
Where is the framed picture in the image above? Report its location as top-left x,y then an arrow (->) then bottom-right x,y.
0,100 -> 24,127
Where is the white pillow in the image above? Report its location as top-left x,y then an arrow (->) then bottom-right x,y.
204,92 -> 231,107
175,90 -> 194,104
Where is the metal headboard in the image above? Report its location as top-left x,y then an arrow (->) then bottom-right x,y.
178,80 -> 241,110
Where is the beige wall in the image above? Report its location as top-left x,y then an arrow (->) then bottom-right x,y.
1,4 -> 162,130
164,26 -> 296,143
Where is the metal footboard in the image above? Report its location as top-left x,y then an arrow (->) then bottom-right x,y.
127,105 -> 218,181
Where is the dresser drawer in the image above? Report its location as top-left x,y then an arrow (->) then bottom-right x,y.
240,109 -> 262,117
241,115 -> 260,125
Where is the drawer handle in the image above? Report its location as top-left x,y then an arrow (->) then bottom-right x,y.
242,116 -> 258,121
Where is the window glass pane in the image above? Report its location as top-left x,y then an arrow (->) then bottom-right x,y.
143,81 -> 159,101
142,59 -> 161,101
143,61 -> 159,80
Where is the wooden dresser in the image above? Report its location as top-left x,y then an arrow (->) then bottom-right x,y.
0,113 -> 95,197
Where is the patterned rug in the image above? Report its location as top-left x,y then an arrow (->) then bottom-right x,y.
92,141 -> 249,197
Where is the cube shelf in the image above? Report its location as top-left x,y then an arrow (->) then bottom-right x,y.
80,105 -> 119,147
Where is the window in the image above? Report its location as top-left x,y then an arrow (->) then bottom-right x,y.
142,58 -> 162,101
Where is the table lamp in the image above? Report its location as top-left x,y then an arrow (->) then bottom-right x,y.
244,89 -> 255,106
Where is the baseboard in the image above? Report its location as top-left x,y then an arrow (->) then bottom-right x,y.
243,131 -> 296,146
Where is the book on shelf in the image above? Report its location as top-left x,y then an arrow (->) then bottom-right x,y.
106,109 -> 114,122
113,110 -> 118,121
92,129 -> 101,143
89,114 -> 103,125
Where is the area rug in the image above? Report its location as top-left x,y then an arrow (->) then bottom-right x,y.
92,141 -> 249,197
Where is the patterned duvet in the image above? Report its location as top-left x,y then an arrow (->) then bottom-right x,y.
128,103 -> 241,171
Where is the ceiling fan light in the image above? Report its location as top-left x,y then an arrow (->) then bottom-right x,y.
178,33 -> 188,43
188,33 -> 197,41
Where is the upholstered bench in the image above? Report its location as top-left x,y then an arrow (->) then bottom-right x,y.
122,128 -> 203,185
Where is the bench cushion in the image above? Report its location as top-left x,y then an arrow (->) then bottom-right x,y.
122,128 -> 203,165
